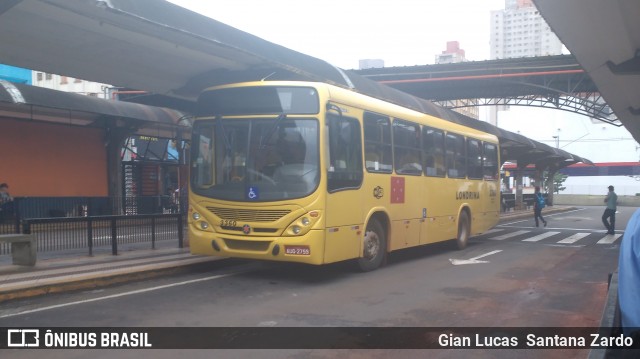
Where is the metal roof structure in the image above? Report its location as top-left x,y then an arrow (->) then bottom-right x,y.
0,0 -> 591,169
0,80 -> 189,138
354,55 -> 618,126
534,0 -> 640,144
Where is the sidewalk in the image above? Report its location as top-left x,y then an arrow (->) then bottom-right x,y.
0,206 -> 576,303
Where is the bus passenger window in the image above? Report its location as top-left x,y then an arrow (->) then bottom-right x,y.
423,126 -> 445,177
483,143 -> 499,180
393,119 -> 422,175
363,112 -> 392,173
446,133 -> 466,178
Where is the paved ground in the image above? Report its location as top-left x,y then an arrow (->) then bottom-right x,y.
0,206 -> 576,302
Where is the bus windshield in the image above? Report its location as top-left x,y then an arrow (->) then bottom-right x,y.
191,118 -> 320,201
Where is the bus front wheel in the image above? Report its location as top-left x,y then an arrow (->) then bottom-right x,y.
357,219 -> 386,272
456,210 -> 470,250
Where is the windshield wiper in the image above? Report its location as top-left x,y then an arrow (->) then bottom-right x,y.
260,113 -> 286,148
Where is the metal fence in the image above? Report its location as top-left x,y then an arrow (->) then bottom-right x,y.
0,195 -> 187,257
1,214 -> 184,256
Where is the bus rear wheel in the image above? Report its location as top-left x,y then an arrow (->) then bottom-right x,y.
456,210 -> 470,250
357,219 -> 386,272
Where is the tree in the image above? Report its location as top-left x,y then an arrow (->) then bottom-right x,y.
543,171 -> 568,194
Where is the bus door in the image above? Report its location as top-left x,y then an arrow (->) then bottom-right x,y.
323,109 -> 364,263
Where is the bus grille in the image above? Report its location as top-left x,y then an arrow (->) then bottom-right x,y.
223,238 -> 271,252
206,207 -> 291,222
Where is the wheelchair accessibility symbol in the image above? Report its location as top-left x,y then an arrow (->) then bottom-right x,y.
247,187 -> 259,200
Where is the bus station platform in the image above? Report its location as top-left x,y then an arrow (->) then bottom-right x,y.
0,206 -> 576,303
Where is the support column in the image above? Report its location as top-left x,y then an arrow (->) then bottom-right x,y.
105,125 -> 135,214
515,167 -> 524,210
546,166 -> 558,206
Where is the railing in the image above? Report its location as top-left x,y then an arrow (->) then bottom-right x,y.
0,195 -> 188,257
0,213 -> 184,257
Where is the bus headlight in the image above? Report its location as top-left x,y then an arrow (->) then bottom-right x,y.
284,211 -> 322,236
192,212 -> 201,220
200,221 -> 209,230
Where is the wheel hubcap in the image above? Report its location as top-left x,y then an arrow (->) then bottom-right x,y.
363,230 -> 380,260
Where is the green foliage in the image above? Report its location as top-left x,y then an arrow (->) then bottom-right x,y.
543,171 -> 568,194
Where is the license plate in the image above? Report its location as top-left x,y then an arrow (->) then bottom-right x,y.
284,245 -> 310,256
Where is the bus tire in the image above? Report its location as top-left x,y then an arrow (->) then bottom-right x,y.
456,210 -> 470,250
357,219 -> 386,272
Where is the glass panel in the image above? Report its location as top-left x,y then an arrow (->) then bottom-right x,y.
422,126 -> 446,177
363,112 -> 392,173
191,118 -> 319,201
197,87 -> 319,116
467,139 -> 483,179
327,114 -> 363,192
483,143 -> 499,180
446,133 -> 466,178
393,119 -> 422,175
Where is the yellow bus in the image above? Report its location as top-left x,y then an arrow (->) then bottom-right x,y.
188,81 -> 500,271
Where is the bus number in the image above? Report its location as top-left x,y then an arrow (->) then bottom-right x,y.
220,219 -> 237,227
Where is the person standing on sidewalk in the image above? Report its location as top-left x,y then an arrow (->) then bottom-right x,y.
533,186 -> 547,227
602,185 -> 618,235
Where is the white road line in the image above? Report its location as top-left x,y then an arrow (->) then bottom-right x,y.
522,231 -> 560,242
500,208 -> 586,226
491,230 -> 530,240
469,250 -> 503,261
597,234 -> 622,244
0,271 -> 247,319
557,233 -> 590,244
449,250 -> 503,265
482,229 -> 505,235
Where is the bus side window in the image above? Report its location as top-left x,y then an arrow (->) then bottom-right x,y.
363,112 -> 392,173
483,143 -> 499,180
393,119 -> 422,175
446,132 -> 466,178
326,114 -> 363,192
423,126 -> 445,177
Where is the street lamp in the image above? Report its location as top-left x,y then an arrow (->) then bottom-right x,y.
552,128 -> 561,148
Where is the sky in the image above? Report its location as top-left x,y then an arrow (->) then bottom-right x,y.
167,0 -> 505,69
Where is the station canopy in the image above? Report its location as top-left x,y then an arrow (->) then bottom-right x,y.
0,0 -> 591,169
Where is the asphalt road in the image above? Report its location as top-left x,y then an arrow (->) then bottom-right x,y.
0,206 -> 634,359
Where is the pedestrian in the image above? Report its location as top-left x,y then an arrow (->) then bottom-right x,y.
618,208 -> 640,346
602,185 -> 617,235
533,186 -> 547,227
0,183 -> 14,221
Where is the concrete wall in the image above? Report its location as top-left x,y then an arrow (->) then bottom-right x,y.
554,194 -> 640,207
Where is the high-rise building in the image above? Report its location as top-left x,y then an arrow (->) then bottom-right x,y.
433,42 -> 479,120
489,0 -> 563,60
435,41 -> 466,64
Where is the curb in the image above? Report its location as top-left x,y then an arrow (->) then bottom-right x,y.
0,256 -> 226,303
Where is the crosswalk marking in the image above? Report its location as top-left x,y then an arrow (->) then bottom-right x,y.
522,231 -> 560,242
596,234 -> 622,244
491,230 -> 530,240
557,233 -> 590,244
483,228 -> 505,235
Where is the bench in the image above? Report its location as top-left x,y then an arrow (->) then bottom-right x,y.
0,234 -> 37,266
